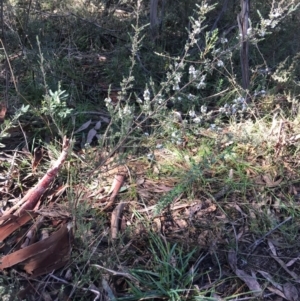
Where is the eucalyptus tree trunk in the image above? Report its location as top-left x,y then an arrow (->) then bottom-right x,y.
150,0 -> 165,40
237,0 -> 250,91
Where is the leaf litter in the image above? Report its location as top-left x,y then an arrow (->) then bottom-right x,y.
2,116 -> 300,300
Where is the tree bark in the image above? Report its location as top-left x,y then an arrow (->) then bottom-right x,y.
237,0 -> 250,91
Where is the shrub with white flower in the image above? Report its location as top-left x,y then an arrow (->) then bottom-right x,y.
100,0 -> 298,159
143,88 -> 151,102
196,75 -> 206,89
217,60 -> 224,67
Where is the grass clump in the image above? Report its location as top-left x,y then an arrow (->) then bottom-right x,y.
119,233 -> 199,301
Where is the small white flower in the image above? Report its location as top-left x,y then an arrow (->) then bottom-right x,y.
189,110 -> 196,117
193,117 -> 201,124
147,153 -> 155,161
143,89 -> 150,101
201,105 -> 207,114
123,105 -> 132,115
188,93 -> 195,100
217,60 -> 224,67
176,139 -> 183,145
270,11 -> 281,18
189,65 -> 196,75
259,30 -> 266,37
173,84 -> 180,91
104,97 -> 112,103
174,73 -> 182,83
212,48 -> 220,55
196,81 -> 206,89
221,37 -> 228,44
144,132 -> 149,136
237,97 -> 245,103
156,94 -> 164,104
196,75 -> 206,89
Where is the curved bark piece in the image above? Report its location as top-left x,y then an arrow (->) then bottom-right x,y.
0,223 -> 73,277
111,201 -> 126,239
4,137 -> 70,216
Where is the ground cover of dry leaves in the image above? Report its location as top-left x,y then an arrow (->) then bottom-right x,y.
1,113 -> 300,300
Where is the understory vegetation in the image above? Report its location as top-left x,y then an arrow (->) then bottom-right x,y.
1,0 -> 300,300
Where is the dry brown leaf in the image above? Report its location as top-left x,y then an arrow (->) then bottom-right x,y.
21,216 -> 44,248
270,253 -> 300,282
174,219 -> 188,229
41,291 -> 53,301
86,128 -> 97,144
267,286 -> 286,299
257,270 -> 282,291
228,249 -> 262,296
94,120 -> 102,130
262,174 -> 283,187
283,282 -> 299,301
136,177 -> 145,185
0,223 -> 73,277
286,257 -> 299,267
36,207 -> 70,219
152,184 -> 173,193
74,119 -> 91,133
195,204 -> 217,217
100,115 -> 110,123
268,239 -> 277,256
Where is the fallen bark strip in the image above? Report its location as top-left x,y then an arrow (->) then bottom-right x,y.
111,201 -> 126,239
0,223 -> 73,277
0,211 -> 37,242
101,174 -> 125,211
5,137 -> 70,216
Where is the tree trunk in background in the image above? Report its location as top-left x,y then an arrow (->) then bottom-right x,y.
150,0 -> 166,41
237,0 -> 250,91
150,0 -> 159,39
